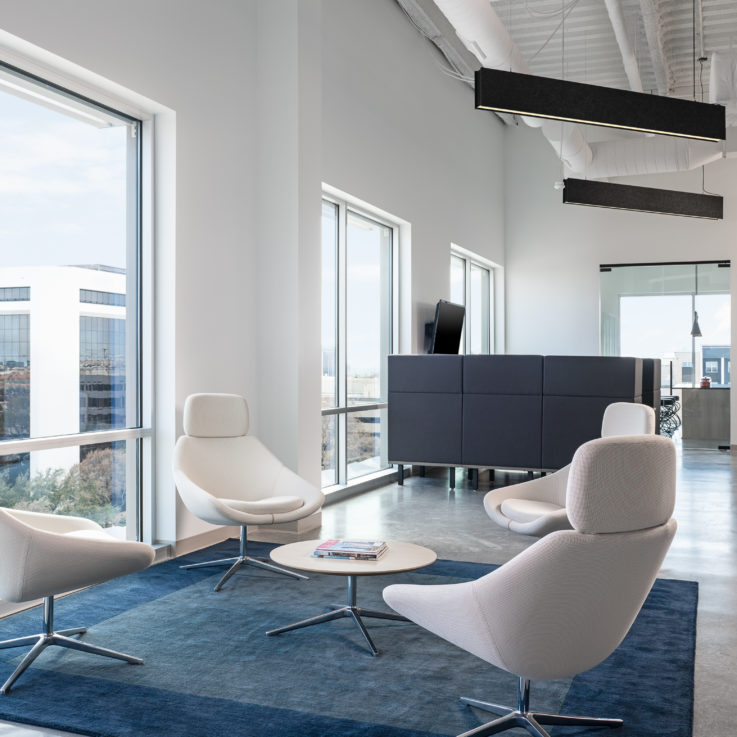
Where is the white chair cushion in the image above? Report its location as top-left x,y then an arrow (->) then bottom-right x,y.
500,498 -> 562,524
567,435 -> 676,533
220,495 -> 304,515
184,393 -> 249,438
63,530 -> 120,542
601,402 -> 655,437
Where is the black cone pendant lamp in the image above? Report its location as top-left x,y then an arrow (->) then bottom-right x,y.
691,312 -> 702,337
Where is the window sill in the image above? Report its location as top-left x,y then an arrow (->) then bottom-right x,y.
322,467 -> 398,506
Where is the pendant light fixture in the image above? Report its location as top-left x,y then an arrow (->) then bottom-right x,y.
475,67 -> 726,142
562,178 -> 724,219
691,312 -> 702,337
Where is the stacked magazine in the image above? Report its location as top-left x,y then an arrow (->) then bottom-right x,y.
312,539 -> 388,560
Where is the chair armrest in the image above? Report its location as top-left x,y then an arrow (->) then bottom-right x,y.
2,508 -> 104,534
172,467 -> 254,526
271,467 -> 325,523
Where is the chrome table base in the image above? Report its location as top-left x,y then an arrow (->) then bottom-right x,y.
0,596 -> 143,694
457,677 -> 623,737
181,526 -> 308,591
266,573 -> 407,655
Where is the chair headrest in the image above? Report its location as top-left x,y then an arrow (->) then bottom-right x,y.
567,434 -> 675,534
183,393 -> 249,438
601,402 -> 655,437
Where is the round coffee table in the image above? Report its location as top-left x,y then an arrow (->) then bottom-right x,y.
266,540 -> 437,656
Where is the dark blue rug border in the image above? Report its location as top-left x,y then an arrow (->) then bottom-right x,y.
0,539 -> 697,737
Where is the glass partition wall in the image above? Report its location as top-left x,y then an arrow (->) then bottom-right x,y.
601,262 -> 731,390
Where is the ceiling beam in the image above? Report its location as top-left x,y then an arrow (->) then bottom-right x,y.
639,0 -> 676,95
604,0 -> 644,92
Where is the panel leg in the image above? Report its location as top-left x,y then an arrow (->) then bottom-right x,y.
397,464 -> 404,485
449,467 -> 456,489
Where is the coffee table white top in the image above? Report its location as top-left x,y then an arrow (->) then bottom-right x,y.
270,540 -> 437,576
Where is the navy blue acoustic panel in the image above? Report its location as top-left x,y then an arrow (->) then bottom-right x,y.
463,395 -> 542,469
543,356 -> 643,399
463,355 -> 543,395
388,392 -> 462,464
462,355 -> 543,468
388,355 -> 463,465
388,354 -> 463,393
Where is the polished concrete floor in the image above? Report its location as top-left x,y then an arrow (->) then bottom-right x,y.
0,444 -> 733,736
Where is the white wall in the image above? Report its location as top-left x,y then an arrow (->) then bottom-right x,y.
504,123 -> 737,440
321,0 -> 506,352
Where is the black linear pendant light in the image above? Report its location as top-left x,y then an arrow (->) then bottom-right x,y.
562,178 -> 724,219
475,68 -> 726,142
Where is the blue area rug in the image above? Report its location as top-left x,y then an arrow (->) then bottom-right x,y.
0,540 -> 696,737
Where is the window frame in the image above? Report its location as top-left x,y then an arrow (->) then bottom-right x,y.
0,63 -> 151,542
321,192 -> 399,490
450,246 -> 494,355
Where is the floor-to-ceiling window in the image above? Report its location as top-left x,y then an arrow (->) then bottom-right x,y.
321,195 -> 396,489
0,64 -> 146,539
450,248 -> 493,354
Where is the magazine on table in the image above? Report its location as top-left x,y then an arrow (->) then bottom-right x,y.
312,539 -> 388,560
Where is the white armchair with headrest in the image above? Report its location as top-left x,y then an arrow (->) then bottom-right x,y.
484,401 -> 656,537
384,434 -> 677,737
0,508 -> 154,694
172,393 -> 325,591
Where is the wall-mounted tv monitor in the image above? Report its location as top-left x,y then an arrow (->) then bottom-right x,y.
430,299 -> 465,354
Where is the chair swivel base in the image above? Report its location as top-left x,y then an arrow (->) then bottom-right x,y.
181,554 -> 308,591
266,573 -> 408,656
457,677 -> 622,737
0,596 -> 143,694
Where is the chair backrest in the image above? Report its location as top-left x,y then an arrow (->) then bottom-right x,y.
601,401 -> 655,438
468,435 -> 676,681
175,393 -> 283,501
184,393 -> 250,437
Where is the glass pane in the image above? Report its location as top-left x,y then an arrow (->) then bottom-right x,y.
347,409 -> 388,481
695,293 -> 731,387
321,200 -> 338,410
450,255 -> 465,304
346,210 -> 391,407
321,414 -> 337,488
0,79 -> 136,440
450,254 -> 466,354
602,263 -> 731,394
469,264 -> 490,354
0,440 -> 133,535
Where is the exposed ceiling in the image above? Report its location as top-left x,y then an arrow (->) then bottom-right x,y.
400,0 -> 737,105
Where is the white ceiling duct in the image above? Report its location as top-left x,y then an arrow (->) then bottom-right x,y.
604,0 -> 644,92
432,0 -> 725,179
710,52 -> 737,126
584,137 -> 722,179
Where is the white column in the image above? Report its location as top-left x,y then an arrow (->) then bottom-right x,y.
255,0 -> 322,488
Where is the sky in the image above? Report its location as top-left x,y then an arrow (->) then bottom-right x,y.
620,293 -> 731,358
0,85 -> 129,270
